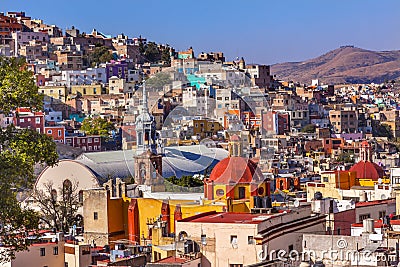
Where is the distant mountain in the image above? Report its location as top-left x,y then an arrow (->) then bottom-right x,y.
271,46 -> 400,84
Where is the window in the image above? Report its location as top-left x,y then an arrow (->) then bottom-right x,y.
81,247 -> 90,255
40,248 -> 45,256
78,191 -> 83,203
47,130 -> 52,134
216,189 -> 224,196
36,117 -> 41,124
323,177 -> 329,182
94,212 -> 98,220
58,130 -> 62,137
230,235 -> 238,244
238,187 -> 246,199
230,265 -> 243,267
53,246 -> 58,255
248,236 -> 254,245
359,214 -> 371,221
20,118 -> 25,123
201,234 -> 207,245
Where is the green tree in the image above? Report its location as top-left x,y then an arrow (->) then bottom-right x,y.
165,175 -> 203,187
81,117 -> 116,136
87,45 -> 114,67
144,42 -> 161,63
373,123 -> 393,140
301,124 -> 316,133
0,57 -> 58,262
161,46 -> 171,65
335,152 -> 355,164
146,72 -> 171,89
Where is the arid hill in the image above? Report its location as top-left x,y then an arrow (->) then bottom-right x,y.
271,46 -> 400,84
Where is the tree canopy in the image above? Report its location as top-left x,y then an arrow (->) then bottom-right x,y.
373,123 -> 393,140
32,181 -> 82,233
0,57 -> 43,114
0,57 -> 58,262
80,117 -> 115,136
301,124 -> 316,133
145,72 -> 172,89
143,42 -> 161,63
165,175 -> 203,187
87,45 -> 114,67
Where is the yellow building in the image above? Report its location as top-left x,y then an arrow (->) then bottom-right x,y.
39,85 -> 67,102
192,119 -> 223,139
70,84 -> 103,96
320,170 -> 358,190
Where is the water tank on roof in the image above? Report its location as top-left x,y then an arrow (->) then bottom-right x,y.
363,218 -> 375,233
253,196 -> 261,208
261,197 -> 272,208
184,239 -> 194,254
265,196 -> 272,208
359,191 -> 367,202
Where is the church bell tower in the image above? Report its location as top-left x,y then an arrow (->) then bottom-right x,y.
134,79 -> 164,191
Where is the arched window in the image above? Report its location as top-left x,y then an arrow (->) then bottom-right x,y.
63,179 -> 73,196
216,189 -> 225,197
51,189 -> 57,202
257,187 -> 264,196
78,190 -> 83,203
139,163 -> 146,181
137,132 -> 143,146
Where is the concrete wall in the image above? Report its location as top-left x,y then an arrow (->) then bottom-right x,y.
64,243 -> 91,267
0,242 -> 65,267
176,221 -> 259,267
83,189 -> 110,246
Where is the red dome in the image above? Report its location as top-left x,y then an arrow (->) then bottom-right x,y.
349,160 -> 384,180
209,157 -> 264,184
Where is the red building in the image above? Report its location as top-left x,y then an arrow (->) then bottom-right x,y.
241,111 -> 261,129
349,141 -> 384,180
322,138 -> 344,155
0,14 -> 23,45
65,135 -> 101,152
45,126 -> 65,143
275,176 -> 300,191
262,110 -> 290,135
13,108 -> 45,133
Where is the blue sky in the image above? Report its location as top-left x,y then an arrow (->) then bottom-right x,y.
2,0 -> 399,64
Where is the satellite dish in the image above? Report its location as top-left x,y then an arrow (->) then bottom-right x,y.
381,194 -> 387,200
378,178 -> 383,184
294,199 -> 300,208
